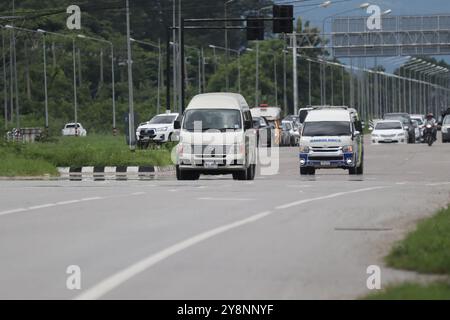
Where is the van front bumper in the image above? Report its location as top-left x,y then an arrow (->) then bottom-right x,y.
178,154 -> 247,172
299,152 -> 356,168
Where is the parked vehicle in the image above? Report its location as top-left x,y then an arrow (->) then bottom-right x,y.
410,114 -> 425,142
62,123 -> 87,136
441,115 -> 450,143
251,104 -> 282,145
136,112 -> 179,147
283,115 -> 300,126
281,120 -> 300,146
383,113 -> 415,143
252,116 -> 272,147
299,107 -> 364,175
175,93 -> 257,181
280,122 -> 292,146
371,120 -> 407,144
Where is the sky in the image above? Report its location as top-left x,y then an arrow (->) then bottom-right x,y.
275,0 -> 450,67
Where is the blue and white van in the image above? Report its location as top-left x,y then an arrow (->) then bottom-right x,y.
299,107 -> 364,175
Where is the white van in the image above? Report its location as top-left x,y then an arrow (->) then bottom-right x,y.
174,93 -> 257,180
299,107 -> 364,175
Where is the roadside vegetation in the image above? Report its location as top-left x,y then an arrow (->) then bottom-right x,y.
0,135 -> 174,177
365,206 -> 450,299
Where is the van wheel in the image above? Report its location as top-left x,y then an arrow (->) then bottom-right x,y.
233,169 -> 247,180
176,166 -> 199,180
301,167 -> 314,175
247,164 -> 256,180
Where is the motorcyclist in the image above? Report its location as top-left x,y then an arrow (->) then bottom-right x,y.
423,112 -> 437,141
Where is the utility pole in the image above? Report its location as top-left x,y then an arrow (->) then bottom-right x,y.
274,56 -> 278,107
72,39 -> 78,128
126,0 -> 135,150
308,60 -> 312,106
292,31 -> 298,115
178,0 -> 182,113
283,49 -> 287,113
42,33 -> 49,129
2,30 -> 7,129
172,0 -> 177,111
255,41 -> 259,107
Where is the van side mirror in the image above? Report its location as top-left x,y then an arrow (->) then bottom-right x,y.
174,120 -> 181,130
244,120 -> 252,130
353,130 -> 361,138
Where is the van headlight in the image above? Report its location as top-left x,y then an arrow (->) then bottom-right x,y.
231,143 -> 245,155
299,145 -> 310,153
156,127 -> 168,132
342,145 -> 353,153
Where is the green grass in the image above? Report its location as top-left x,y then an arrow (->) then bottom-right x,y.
0,135 -> 174,176
386,206 -> 450,274
365,282 -> 450,300
362,206 -> 450,300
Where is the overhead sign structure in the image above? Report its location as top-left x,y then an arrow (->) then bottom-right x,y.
331,15 -> 450,57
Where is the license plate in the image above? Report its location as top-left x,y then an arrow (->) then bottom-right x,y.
384,139 -> 392,142
320,161 -> 331,166
204,161 -> 218,169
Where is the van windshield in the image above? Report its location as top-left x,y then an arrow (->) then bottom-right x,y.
183,109 -> 242,131
302,121 -> 351,137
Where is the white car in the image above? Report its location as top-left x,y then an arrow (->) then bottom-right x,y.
371,120 -> 407,144
136,112 -> 179,143
442,115 -> 450,143
62,123 -> 87,136
411,114 -> 425,141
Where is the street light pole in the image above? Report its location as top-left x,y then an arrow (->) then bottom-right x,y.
130,37 -> 162,113
35,28 -> 78,131
42,33 -> 48,129
126,0 -> 135,150
208,44 -> 240,93
77,34 -> 117,133
2,30 -> 6,129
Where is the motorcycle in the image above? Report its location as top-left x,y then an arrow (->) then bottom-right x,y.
423,124 -> 436,146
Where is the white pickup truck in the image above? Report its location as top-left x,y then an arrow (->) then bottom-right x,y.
62,123 -> 87,137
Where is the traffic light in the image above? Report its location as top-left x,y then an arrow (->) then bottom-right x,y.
273,4 -> 293,34
246,16 -> 264,41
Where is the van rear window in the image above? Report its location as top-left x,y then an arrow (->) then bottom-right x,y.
302,121 -> 351,137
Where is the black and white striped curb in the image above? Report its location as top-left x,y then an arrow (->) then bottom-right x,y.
58,166 -> 176,181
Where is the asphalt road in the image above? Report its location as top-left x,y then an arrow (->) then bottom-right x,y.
0,137 -> 449,300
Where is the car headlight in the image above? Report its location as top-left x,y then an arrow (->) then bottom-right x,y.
397,133 -> 405,137
156,127 -> 169,132
299,145 -> 310,153
342,145 -> 353,153
371,134 -> 379,137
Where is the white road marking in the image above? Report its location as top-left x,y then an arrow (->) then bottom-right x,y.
81,197 -> 103,201
131,192 -> 146,196
426,182 -> 450,186
56,200 -> 81,205
0,208 -> 26,216
275,187 -> 387,210
0,196 -> 104,217
75,210 -> 272,300
75,186 -> 387,300
28,203 -> 56,210
198,197 -> 254,201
